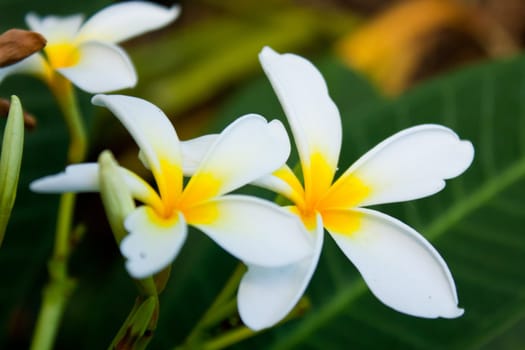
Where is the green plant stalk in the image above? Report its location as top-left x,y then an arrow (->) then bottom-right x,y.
50,75 -> 87,164
30,261 -> 76,350
203,326 -> 254,350
200,299 -> 238,329
0,95 -> 24,246
201,297 -> 311,350
30,75 -> 87,350
109,296 -> 159,350
178,264 -> 246,349
109,294 -> 160,350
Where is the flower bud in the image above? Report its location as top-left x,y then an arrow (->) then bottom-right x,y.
98,150 -> 135,244
0,95 -> 24,246
98,150 -> 157,296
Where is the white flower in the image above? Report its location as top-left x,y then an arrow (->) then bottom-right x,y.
31,94 -> 312,278
0,2 -> 180,93
235,47 -> 475,330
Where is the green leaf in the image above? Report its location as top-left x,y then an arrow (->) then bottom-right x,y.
190,54 -> 525,349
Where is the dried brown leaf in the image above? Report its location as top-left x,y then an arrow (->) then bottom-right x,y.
0,29 -> 46,68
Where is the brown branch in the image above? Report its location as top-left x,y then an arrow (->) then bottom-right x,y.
0,98 -> 37,129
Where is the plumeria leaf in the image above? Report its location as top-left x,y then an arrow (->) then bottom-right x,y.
75,2 -> 181,44
238,213 -> 324,331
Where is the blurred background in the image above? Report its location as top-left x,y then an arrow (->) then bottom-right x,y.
1,0 -> 525,348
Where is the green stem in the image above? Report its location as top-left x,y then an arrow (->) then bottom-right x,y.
110,298 -> 143,349
29,269 -> 75,350
30,75 -> 87,350
201,297 -> 311,350
200,299 -> 237,329
201,264 -> 246,324
202,327 -> 254,350
30,192 -> 78,350
178,264 -> 246,349
50,74 -> 87,164
108,296 -> 160,350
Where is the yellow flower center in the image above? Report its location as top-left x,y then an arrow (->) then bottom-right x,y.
279,152 -> 371,235
152,168 -> 223,225
177,172 -> 222,224
45,42 -> 81,69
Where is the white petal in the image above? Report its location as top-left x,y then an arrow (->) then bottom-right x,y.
251,165 -> 305,206
187,195 -> 312,267
29,163 -> 159,207
180,134 -> 218,175
92,94 -> 182,202
26,13 -> 84,42
259,46 -> 342,184
238,214 -> 323,330
30,164 -> 100,193
121,207 -> 187,278
0,54 -> 49,84
325,207 -> 463,318
181,115 -> 290,203
57,41 -> 136,93
328,124 -> 474,208
75,3 -> 180,43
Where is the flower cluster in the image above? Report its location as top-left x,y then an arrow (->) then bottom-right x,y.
31,46 -> 474,330
10,2 -> 474,337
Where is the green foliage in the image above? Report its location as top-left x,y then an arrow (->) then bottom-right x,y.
1,1 -> 525,349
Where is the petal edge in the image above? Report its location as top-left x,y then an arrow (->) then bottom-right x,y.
326,207 -> 463,318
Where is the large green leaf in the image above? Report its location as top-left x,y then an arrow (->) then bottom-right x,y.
182,54 -> 525,349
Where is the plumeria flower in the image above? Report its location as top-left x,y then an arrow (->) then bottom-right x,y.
30,94 -> 312,278
235,47 -> 475,330
0,2 -> 180,93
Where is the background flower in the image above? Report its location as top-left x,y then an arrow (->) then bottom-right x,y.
0,2 -> 180,93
